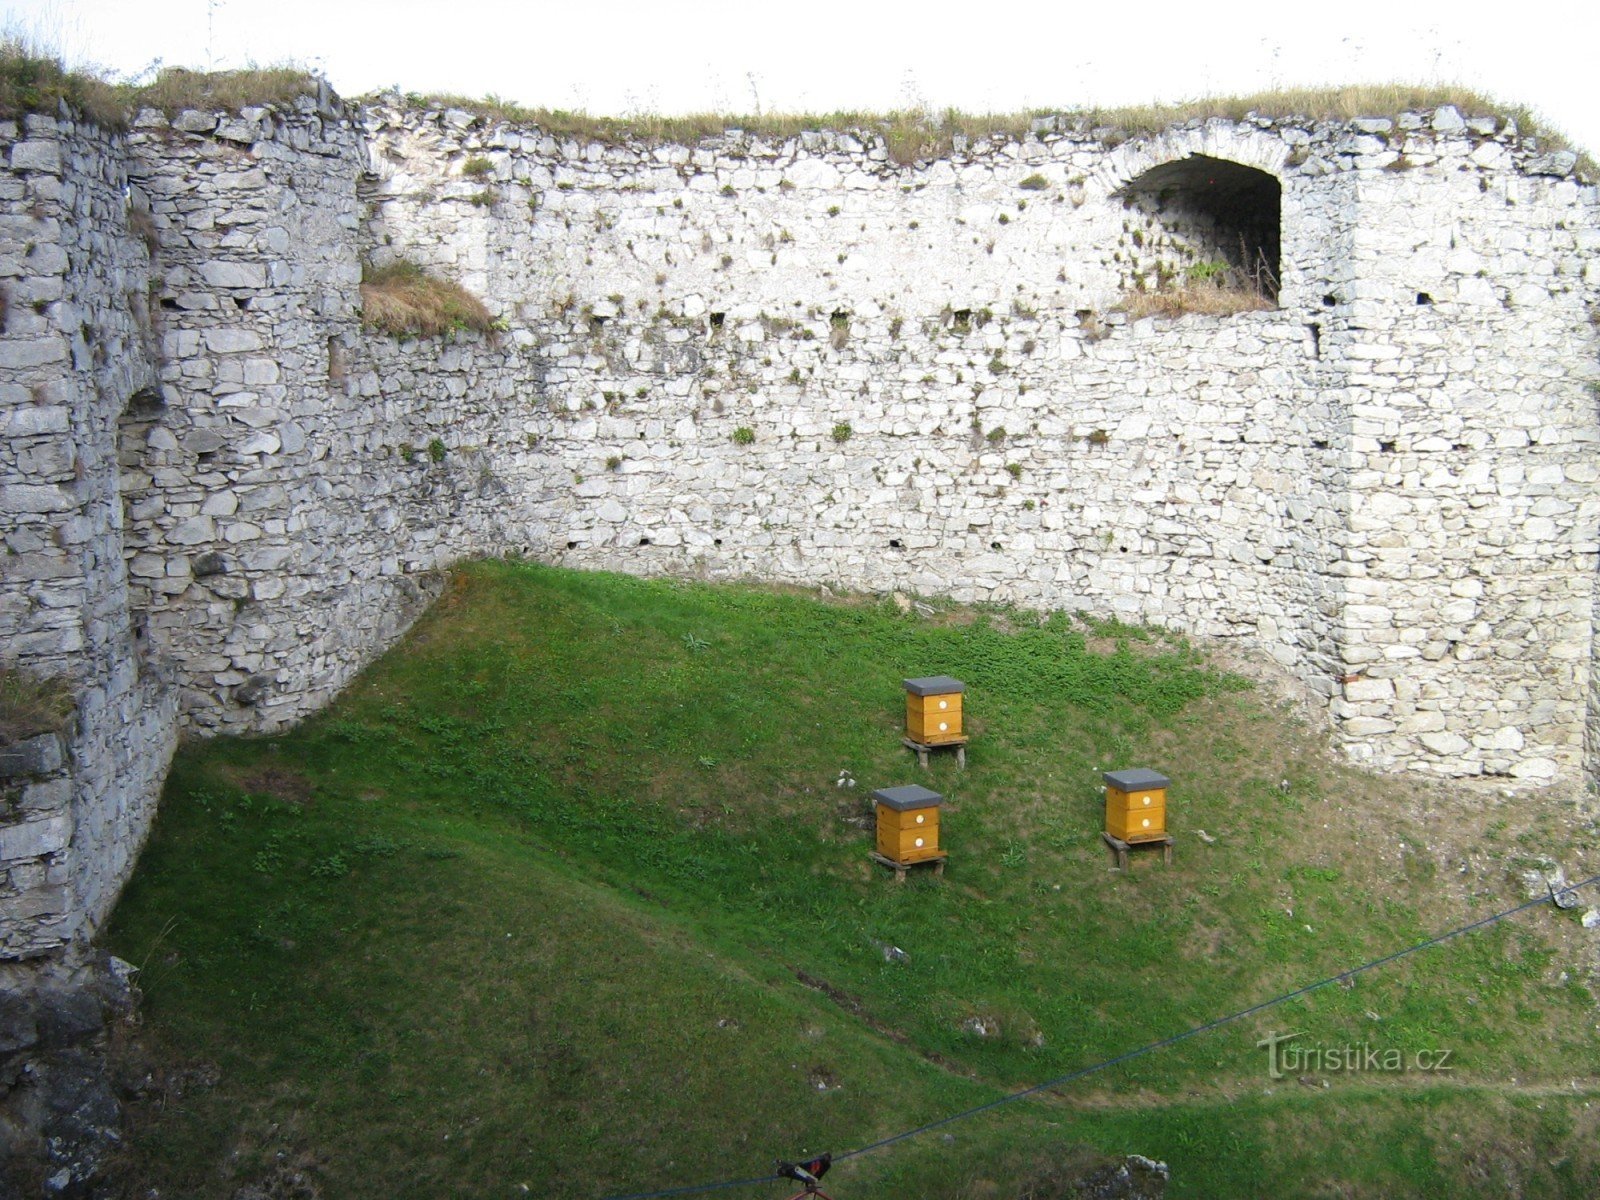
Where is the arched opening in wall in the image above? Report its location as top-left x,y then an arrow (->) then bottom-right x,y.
1117,155 -> 1281,307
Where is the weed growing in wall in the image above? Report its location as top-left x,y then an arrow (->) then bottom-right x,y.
0,667 -> 74,743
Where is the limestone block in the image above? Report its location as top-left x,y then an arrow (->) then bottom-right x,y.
167,516 -> 216,545
1342,717 -> 1397,736
0,733 -> 64,778
172,110 -> 218,133
10,140 -> 61,173
2,484 -> 75,514
1418,731 -> 1472,756
0,338 -> 68,369
197,260 -> 269,289
0,815 -> 72,861
1509,757 -> 1558,781
5,406 -> 71,436
203,329 -> 265,353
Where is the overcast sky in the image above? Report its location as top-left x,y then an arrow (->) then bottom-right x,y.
5,0 -> 1597,154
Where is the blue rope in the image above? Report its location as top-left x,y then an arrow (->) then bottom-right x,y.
602,872 -> 1598,1199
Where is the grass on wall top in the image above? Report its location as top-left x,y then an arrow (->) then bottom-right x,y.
4,39 -> 1586,168
125,65 -> 322,117
389,82 -> 1587,166
0,41 -> 318,130
0,38 -> 125,128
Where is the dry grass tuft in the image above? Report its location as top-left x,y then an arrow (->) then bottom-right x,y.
1079,84 -> 1507,135
359,260 -> 495,339
382,95 -> 1060,164
124,65 -> 320,116
0,38 -> 124,129
0,666 -> 74,744
1120,284 -> 1276,320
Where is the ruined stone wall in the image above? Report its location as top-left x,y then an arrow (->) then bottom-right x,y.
356,104 -> 1600,782
0,112 -> 175,959
119,95 -> 456,736
1321,117 -> 1599,779
4,94 -> 1599,959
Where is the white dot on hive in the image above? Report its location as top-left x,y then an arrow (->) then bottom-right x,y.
914,837 -> 924,847
939,722 -> 948,731
1142,818 -> 1150,827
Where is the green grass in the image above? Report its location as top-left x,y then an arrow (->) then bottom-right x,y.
0,41 -> 319,130
103,562 -> 1600,1198
122,65 -> 321,116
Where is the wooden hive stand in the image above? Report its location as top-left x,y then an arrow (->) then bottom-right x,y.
902,675 -> 968,769
1101,831 -> 1174,870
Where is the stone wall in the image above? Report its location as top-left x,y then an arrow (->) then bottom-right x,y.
3,90 -> 1598,962
0,111 -> 176,961
1322,130 -> 1599,779
120,92 -> 451,736
356,102 -> 1600,780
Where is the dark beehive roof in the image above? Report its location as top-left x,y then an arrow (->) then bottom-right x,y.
872,784 -> 943,811
1103,768 -> 1170,791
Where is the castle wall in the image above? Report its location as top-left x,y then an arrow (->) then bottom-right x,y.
356,104 -> 1600,780
3,93 -> 1597,957
1323,122 -> 1599,778
119,96 -> 453,736
0,112 -> 175,959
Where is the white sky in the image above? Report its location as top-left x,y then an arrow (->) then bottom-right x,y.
5,0 -> 1598,154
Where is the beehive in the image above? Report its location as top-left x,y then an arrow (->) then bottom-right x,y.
904,676 -> 965,745
1104,768 -> 1170,843
873,784 -> 945,865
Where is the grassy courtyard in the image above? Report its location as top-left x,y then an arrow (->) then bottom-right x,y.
103,560 -> 1600,1197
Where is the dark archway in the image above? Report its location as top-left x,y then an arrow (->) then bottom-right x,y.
1120,155 -> 1281,300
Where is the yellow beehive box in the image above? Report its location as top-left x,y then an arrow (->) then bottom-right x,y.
1104,768 -> 1170,843
904,676 -> 965,745
873,784 -> 945,865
